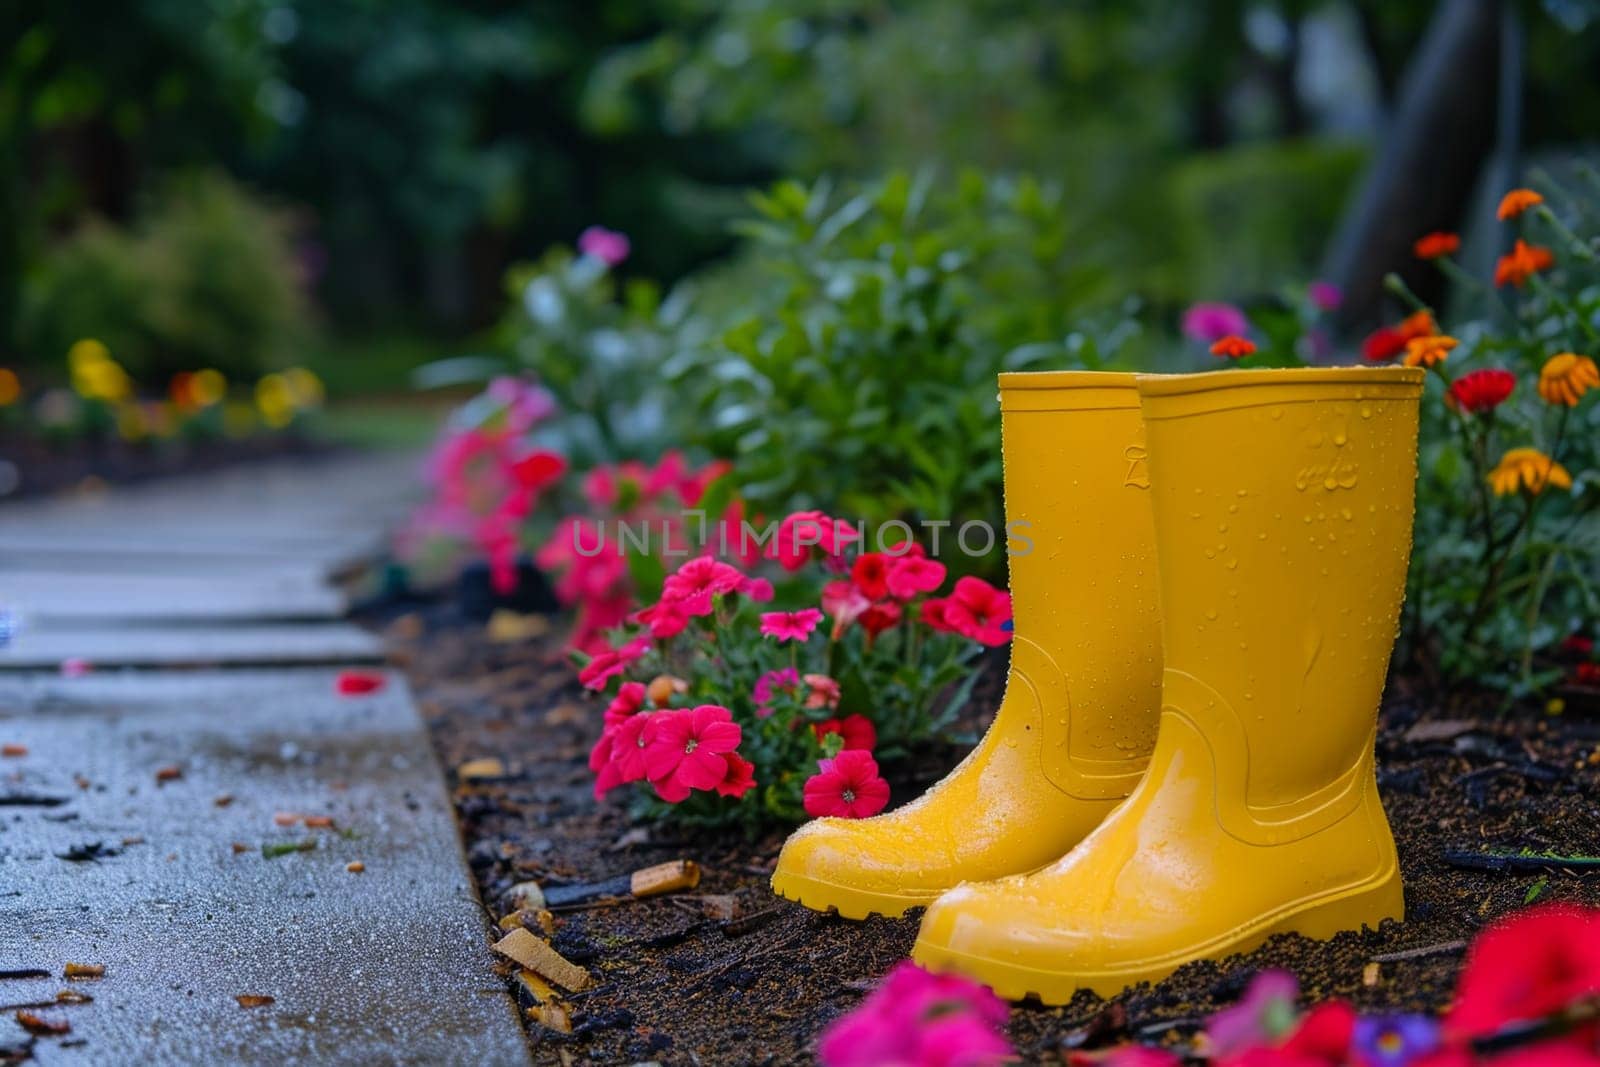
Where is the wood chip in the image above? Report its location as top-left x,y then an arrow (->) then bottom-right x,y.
154,765 -> 182,783
231,842 -> 250,854
457,757 -> 506,782
235,995 -> 275,1008
214,794 -> 234,807
697,895 -> 738,922
1,744 -> 27,758
631,859 -> 700,898
491,929 -> 592,992
55,990 -> 92,1005
487,610 -> 549,643
16,1010 -> 71,1035
1403,719 -> 1479,743
1362,961 -> 1380,987
273,812 -> 300,826
346,861 -> 364,873
303,815 -> 335,829
63,963 -> 105,980
514,970 -> 573,1034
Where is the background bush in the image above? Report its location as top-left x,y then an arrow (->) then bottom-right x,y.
19,172 -> 309,381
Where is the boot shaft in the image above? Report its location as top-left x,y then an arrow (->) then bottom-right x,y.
1138,367 -> 1424,812
998,372 -> 1162,781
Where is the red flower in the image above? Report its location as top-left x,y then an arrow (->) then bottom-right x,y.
887,555 -> 947,600
642,705 -> 742,801
859,600 -> 903,636
1561,634 -> 1595,658
1413,232 -> 1462,260
603,681 -> 647,728
944,577 -> 1014,646
1575,662 -> 1600,686
803,750 -> 890,819
919,597 -> 960,633
578,635 -> 651,690
509,448 -> 566,490
1448,369 -> 1516,414
1363,327 -> 1407,363
1219,1001 -> 1355,1067
813,713 -> 877,752
335,670 -> 386,696
852,553 -> 892,599
1211,334 -> 1257,359
1445,904 -> 1600,1039
715,753 -> 757,799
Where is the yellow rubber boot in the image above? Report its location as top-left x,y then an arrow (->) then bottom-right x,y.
913,366 -> 1423,1000
771,372 -> 1162,919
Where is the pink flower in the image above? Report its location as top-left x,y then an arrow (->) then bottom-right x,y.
813,713 -> 877,751
643,705 -> 742,798
631,598 -> 695,639
817,961 -> 1012,1067
508,448 -> 566,491
760,608 -> 824,643
716,754 -> 757,799
767,511 -> 860,571
740,576 -> 774,602
752,668 -> 801,716
577,225 -> 630,266
592,712 -> 653,797
1206,970 -> 1301,1057
1308,281 -> 1342,312
944,577 -> 1013,647
662,556 -> 747,606
886,555 -> 946,600
803,750 -> 890,819
822,579 -> 872,636
1181,301 -> 1250,343
803,673 -> 841,710
577,635 -> 651,690
603,681 -> 647,728
1445,904 -> 1600,1040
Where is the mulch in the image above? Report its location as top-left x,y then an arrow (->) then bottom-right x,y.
383,605 -> 1600,1065
0,431 -> 327,500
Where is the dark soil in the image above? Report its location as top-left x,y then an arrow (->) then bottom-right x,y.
0,430 -> 329,501
384,606 -> 1600,1065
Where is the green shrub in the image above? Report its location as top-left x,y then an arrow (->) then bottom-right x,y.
20,172 -> 310,382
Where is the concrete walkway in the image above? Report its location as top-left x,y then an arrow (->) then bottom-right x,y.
0,455 -> 531,1065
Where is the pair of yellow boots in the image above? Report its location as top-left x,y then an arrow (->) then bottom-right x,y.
771,366 -> 1426,1002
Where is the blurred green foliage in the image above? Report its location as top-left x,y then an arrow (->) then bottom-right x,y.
19,172 -> 308,381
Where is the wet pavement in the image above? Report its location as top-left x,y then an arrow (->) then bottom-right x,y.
0,455 -> 531,1065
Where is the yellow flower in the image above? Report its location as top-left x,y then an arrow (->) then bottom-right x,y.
0,368 -> 20,407
67,338 -> 111,371
255,373 -> 295,428
1488,447 -> 1572,496
1403,334 -> 1457,369
1538,352 -> 1599,407
282,367 -> 325,408
191,368 -> 227,407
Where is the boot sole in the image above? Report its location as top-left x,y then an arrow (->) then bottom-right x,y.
911,869 -> 1403,1003
770,870 -> 933,921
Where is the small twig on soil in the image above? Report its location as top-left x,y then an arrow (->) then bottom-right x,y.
1370,940 -> 1470,964
1444,850 -> 1600,874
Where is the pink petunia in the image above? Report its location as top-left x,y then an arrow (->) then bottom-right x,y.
803,673 -> 841,710
662,556 -> 747,605
760,608 -> 824,643
886,554 -> 946,600
577,225 -> 630,267
818,961 -> 1012,1067
1181,301 -> 1250,344
603,681 -> 647,729
577,635 -> 652,690
752,668 -> 801,716
767,511 -> 860,571
803,750 -> 890,819
821,579 -> 872,637
643,705 -> 742,798
631,598 -> 695,639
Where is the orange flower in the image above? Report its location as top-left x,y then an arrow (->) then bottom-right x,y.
1413,232 -> 1461,259
1488,448 -> 1571,497
1496,188 -> 1544,220
1402,334 -> 1457,369
1209,334 -> 1256,359
1538,353 -> 1600,407
1494,239 -> 1554,288
1398,310 -> 1437,340
0,368 -> 19,407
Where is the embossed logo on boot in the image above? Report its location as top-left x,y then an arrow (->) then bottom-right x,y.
1123,445 -> 1150,490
